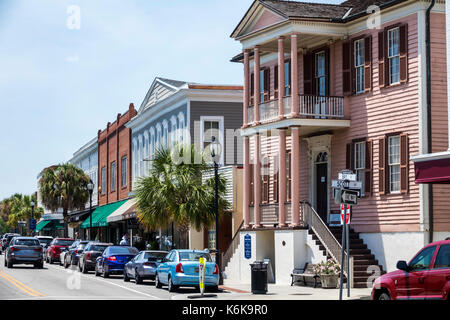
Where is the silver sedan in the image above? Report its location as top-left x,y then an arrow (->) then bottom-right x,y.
124,250 -> 168,284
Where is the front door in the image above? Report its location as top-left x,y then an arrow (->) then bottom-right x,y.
315,160 -> 328,222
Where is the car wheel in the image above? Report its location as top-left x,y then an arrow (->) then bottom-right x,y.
82,262 -> 88,274
64,258 -> 69,269
95,265 -> 100,277
4,258 -> 6,267
209,285 -> 219,292
7,259 -> 13,268
168,276 -> 178,293
155,273 -> 162,288
378,292 -> 391,300
135,269 -> 143,285
124,270 -> 130,282
102,266 -> 109,278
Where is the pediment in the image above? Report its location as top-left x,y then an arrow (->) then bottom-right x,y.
138,78 -> 179,113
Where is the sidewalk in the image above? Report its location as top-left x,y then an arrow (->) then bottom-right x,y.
171,282 -> 372,300
219,282 -> 372,300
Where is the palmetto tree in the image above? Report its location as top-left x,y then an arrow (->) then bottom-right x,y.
38,163 -> 90,236
7,193 -> 44,235
135,144 -> 230,248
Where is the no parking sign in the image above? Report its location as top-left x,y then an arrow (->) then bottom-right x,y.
340,204 -> 351,225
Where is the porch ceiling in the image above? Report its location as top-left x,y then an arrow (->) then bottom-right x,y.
240,118 -> 351,137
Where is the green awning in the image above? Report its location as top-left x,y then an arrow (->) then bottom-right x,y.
36,220 -> 51,232
36,219 -> 64,231
80,199 -> 128,229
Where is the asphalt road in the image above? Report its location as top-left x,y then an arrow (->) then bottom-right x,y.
0,254 -> 225,300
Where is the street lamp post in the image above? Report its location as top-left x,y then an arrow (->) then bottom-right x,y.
209,136 -> 223,285
87,180 -> 94,241
30,201 -> 35,236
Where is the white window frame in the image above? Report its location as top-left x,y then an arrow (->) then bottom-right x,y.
101,166 -> 106,195
200,116 -> 224,165
138,135 -> 144,178
110,161 -> 116,192
132,138 -> 137,187
170,116 -> 177,149
178,112 -> 185,144
156,123 -> 162,150
162,120 -> 169,149
354,141 -> 365,196
144,131 -> 149,176
150,127 -> 155,167
121,155 -> 127,188
388,27 -> 400,85
388,135 -> 401,193
354,38 -> 365,94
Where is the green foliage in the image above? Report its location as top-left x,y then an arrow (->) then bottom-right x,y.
38,163 -> 90,218
135,144 -> 231,233
1,193 -> 44,232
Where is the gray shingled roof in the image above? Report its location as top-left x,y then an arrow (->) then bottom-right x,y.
260,0 -> 351,19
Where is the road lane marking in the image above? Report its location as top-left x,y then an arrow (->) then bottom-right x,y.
45,264 -> 162,299
0,271 -> 45,297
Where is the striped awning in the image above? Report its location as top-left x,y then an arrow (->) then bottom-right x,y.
106,198 -> 137,223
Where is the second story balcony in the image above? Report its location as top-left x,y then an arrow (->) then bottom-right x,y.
245,94 -> 348,135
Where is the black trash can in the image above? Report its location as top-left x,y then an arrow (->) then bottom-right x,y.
250,260 -> 268,294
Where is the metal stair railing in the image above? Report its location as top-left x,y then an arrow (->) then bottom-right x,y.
221,220 -> 244,272
301,201 -> 354,287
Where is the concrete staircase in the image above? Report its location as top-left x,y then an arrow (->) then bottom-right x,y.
309,226 -> 385,288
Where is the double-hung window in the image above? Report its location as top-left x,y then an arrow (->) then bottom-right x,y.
354,39 -> 365,94
354,142 -> 365,196
284,60 -> 291,96
388,135 -> 401,193
101,167 -> 106,195
201,116 -> 223,164
315,51 -> 326,96
121,156 -> 127,188
388,27 -> 400,85
110,161 -> 116,192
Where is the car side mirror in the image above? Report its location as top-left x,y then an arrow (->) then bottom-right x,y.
396,260 -> 409,272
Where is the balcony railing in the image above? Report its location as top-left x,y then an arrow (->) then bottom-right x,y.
247,95 -> 344,126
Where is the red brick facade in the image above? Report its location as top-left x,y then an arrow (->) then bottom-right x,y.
97,103 -> 137,206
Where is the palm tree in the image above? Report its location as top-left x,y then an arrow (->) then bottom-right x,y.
135,144 -> 230,249
38,163 -> 90,236
7,193 -> 44,235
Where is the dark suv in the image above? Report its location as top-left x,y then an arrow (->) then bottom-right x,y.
78,242 -> 112,273
372,238 -> 450,300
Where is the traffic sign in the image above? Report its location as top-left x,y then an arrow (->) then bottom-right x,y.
29,219 -> 36,231
199,257 -> 206,295
332,180 -> 362,190
338,172 -> 357,181
340,204 -> 351,225
341,189 -> 359,205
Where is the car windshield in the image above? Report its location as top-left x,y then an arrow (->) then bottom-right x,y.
179,252 -> 212,262
54,240 -> 74,246
109,247 -> 138,255
78,244 -> 88,250
38,239 -> 52,244
144,252 -> 168,260
14,239 -> 40,246
89,245 -> 109,252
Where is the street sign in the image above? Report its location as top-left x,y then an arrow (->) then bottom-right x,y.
340,204 -> 351,225
338,172 -> 357,181
199,257 -> 206,296
29,219 -> 36,231
332,180 -> 362,190
244,234 -> 251,259
341,189 -> 359,205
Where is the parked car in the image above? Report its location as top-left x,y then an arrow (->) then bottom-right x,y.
4,236 -> 44,268
59,240 -> 82,266
1,233 -> 21,254
45,238 -> 74,264
95,246 -> 139,278
78,242 -> 112,273
78,242 -> 111,273
372,238 -> 450,300
35,236 -> 53,254
124,250 -> 168,284
64,240 -> 90,268
155,249 -> 219,292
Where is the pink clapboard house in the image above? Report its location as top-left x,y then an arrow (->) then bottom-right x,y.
223,0 -> 449,288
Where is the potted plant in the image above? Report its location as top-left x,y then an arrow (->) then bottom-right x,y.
314,258 -> 341,289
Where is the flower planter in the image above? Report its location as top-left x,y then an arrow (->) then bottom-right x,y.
319,274 -> 339,289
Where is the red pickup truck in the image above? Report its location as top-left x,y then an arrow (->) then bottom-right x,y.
372,238 -> 450,300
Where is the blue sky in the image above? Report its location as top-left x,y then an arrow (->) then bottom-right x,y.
0,0 -> 341,200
